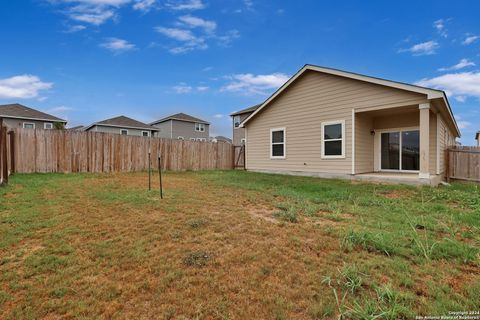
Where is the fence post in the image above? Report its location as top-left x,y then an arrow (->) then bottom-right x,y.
8,130 -> 15,174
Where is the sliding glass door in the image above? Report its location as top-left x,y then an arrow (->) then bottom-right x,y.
381,130 -> 419,171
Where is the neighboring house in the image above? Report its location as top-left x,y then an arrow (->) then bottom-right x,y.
231,104 -> 260,145
150,113 -> 210,141
83,116 -> 157,137
0,103 -> 67,129
67,125 -> 84,131
211,136 -> 232,143
476,131 -> 480,147
240,64 -> 460,186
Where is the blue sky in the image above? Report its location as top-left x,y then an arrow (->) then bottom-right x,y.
0,0 -> 479,143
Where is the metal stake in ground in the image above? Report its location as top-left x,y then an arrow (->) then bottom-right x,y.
158,155 -> 163,199
148,152 -> 151,191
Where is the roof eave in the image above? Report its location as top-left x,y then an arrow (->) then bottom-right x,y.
0,114 -> 67,123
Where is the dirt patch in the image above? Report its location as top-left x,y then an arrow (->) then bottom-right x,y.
247,206 -> 280,224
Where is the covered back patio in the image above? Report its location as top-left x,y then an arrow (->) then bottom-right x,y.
352,102 -> 444,185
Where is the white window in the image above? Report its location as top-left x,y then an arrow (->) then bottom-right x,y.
23,122 -> 35,129
195,123 -> 205,132
142,131 -> 150,137
233,116 -> 241,128
270,128 -> 286,159
190,138 -> 196,141
178,136 -> 185,140
321,120 -> 345,159
44,123 -> 53,129
240,138 -> 246,144
120,129 -> 128,135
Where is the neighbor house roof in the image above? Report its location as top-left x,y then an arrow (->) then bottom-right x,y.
230,104 -> 261,116
84,116 -> 157,131
67,125 -> 84,131
150,112 -> 209,125
240,64 -> 460,137
214,136 -> 232,143
0,103 -> 67,123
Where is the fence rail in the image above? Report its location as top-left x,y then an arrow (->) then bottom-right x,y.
10,128 -> 233,174
446,146 -> 480,182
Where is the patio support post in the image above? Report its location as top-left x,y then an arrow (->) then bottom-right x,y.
419,103 -> 430,180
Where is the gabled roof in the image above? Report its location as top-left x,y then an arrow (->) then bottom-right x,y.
214,136 -> 232,142
150,112 -> 209,125
240,64 -> 460,137
230,104 -> 261,116
0,103 -> 67,123
84,116 -> 156,131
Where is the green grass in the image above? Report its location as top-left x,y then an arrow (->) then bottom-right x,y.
0,170 -> 479,319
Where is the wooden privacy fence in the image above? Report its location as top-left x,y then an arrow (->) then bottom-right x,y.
10,128 -> 234,174
0,121 -> 8,185
446,146 -> 480,182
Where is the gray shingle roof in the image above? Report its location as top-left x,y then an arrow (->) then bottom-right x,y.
230,104 -> 261,116
67,125 -> 84,131
0,103 -> 67,122
150,112 -> 209,125
85,116 -> 156,131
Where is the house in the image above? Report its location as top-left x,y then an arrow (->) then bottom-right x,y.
476,131 -> 480,147
240,64 -> 460,186
231,104 -> 260,145
83,116 -> 157,137
0,103 -> 67,129
211,136 -> 232,143
150,112 -> 210,141
67,125 -> 84,131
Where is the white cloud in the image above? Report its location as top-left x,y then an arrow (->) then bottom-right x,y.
438,58 -> 475,71
416,72 -> 480,101
67,5 -> 116,25
399,41 -> 439,56
172,84 -> 192,93
100,37 -> 136,53
0,75 -> 53,99
213,114 -> 224,118
47,106 -> 74,113
132,0 -> 155,11
64,24 -> 87,32
457,120 -> 471,129
216,29 -> 240,46
462,35 -> 479,45
166,0 -> 205,10
433,19 -> 448,38
221,73 -> 289,95
155,26 -> 206,53
202,66 -> 213,72
178,15 -> 216,33
196,86 -> 209,92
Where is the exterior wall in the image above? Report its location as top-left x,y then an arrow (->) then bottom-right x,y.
232,112 -> 252,145
152,120 -> 209,140
171,120 -> 209,141
354,113 -> 374,173
245,70 -> 427,175
153,121 -> 173,138
87,125 -> 152,136
437,114 -> 457,175
1,117 -> 62,130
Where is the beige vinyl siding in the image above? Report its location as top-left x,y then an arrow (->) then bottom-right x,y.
429,111 -> 437,175
246,70 -> 427,174
437,115 -> 456,175
233,112 -> 252,145
354,113 -> 374,173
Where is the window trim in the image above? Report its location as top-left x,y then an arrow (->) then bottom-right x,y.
270,127 -> 286,159
195,123 -> 205,132
321,120 -> 346,159
23,122 -> 35,129
177,136 -> 185,140
141,131 -> 150,137
44,122 -> 53,129
120,129 -> 128,135
240,138 -> 246,144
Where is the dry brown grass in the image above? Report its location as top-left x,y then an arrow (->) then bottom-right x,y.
0,171 -> 478,319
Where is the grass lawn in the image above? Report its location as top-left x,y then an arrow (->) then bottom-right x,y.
0,170 -> 479,319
